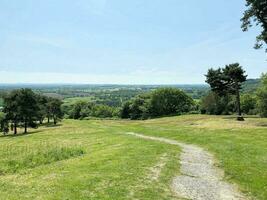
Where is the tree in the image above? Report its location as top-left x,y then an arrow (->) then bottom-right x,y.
257,73 -> 267,117
241,0 -> 267,50
121,102 -> 131,119
3,90 -> 21,134
47,98 -> 63,125
91,104 -> 115,118
150,88 -> 193,117
18,89 -> 39,133
206,63 -> 247,120
69,101 -> 88,119
3,89 -> 39,134
36,95 -> 48,124
128,94 -> 151,120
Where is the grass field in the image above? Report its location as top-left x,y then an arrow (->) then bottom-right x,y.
0,115 -> 266,199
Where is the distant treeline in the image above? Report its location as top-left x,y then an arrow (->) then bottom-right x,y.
63,88 -> 195,120
0,69 -> 266,135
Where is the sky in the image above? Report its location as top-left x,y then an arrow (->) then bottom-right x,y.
0,0 -> 266,84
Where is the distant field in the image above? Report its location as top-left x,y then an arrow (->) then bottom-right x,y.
63,96 -> 94,105
0,115 -> 266,199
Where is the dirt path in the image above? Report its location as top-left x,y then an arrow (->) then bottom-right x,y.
126,132 -> 247,200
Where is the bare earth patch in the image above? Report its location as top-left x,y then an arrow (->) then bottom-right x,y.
148,153 -> 168,182
126,132 -> 247,200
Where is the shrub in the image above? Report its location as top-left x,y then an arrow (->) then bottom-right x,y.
149,88 -> 193,117
241,94 -> 257,115
200,92 -> 235,115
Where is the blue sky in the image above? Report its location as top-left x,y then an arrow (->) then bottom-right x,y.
0,0 -> 266,84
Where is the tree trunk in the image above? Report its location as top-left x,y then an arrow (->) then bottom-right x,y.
53,117 -> 57,125
47,117 -> 50,123
236,88 -> 244,121
14,122 -> 17,135
24,121 -> 27,133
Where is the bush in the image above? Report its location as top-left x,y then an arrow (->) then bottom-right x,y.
241,94 -> 257,115
91,105 -> 117,118
150,88 -> 193,117
121,88 -> 193,120
200,92 -> 235,115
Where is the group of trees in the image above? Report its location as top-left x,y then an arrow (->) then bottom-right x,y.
121,88 -> 194,120
63,88 -> 194,120
63,101 -> 119,119
0,89 -> 63,135
202,66 -> 267,118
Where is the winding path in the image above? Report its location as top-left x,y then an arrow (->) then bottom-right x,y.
126,132 -> 247,200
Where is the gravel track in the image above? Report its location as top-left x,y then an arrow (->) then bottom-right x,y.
126,132 -> 247,200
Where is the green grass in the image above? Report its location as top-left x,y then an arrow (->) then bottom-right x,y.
2,146 -> 85,174
0,120 -> 180,200
0,115 -> 266,199
110,115 -> 267,200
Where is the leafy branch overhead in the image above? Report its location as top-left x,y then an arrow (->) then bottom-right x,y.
241,0 -> 267,50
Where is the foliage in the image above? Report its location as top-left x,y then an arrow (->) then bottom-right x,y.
257,73 -> 267,117
1,89 -> 63,135
64,100 -> 119,119
206,63 -> 247,117
121,88 -> 194,120
36,94 -> 48,124
241,94 -> 257,115
126,94 -> 151,120
3,89 -> 39,134
0,112 -> 8,134
150,88 -> 193,117
47,97 -> 64,124
200,92 -> 235,115
241,0 -> 267,50
18,89 -> 39,133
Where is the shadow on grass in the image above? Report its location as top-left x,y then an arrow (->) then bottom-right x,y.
44,123 -> 62,128
222,115 -> 261,120
0,129 -> 46,138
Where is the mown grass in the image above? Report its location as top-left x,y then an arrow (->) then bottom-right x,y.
0,120 -> 180,200
108,115 -> 267,200
0,115 -> 266,199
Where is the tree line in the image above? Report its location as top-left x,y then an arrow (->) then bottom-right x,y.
0,65 -> 266,135
0,89 -> 63,135
61,64 -> 267,121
